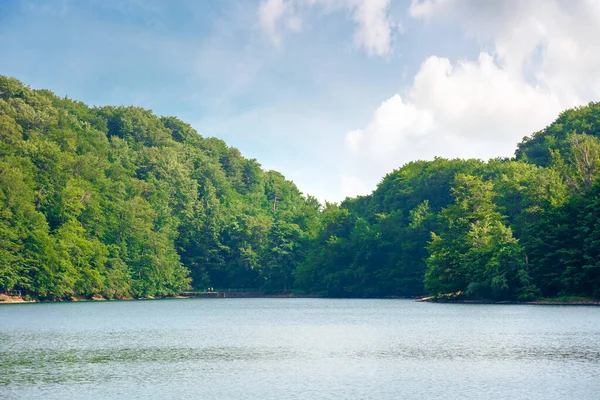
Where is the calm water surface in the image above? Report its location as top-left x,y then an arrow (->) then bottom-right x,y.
1,299 -> 599,399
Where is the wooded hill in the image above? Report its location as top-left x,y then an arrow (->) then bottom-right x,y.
1,76 -> 599,300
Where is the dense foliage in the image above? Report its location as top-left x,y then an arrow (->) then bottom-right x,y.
1,76 -> 599,300
297,102 -> 600,300
0,76 -> 319,299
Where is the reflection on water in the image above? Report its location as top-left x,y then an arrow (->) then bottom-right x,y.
1,299 -> 599,399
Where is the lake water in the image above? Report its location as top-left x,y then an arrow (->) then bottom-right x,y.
1,299 -> 599,399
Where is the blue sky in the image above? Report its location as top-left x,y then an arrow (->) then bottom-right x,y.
2,0 -> 599,202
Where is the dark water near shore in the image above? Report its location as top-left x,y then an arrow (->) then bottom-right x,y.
1,299 -> 599,399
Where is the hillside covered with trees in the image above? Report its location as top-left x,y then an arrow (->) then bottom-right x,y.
0,76 -> 320,299
1,76 -> 599,301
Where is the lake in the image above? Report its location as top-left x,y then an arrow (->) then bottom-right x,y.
1,299 -> 599,399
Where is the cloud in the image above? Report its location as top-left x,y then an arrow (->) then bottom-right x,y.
351,0 -> 393,56
344,94 -> 434,160
342,52 -> 561,191
409,0 -> 600,102
341,0 -> 600,196
257,0 -> 396,55
410,53 -> 561,139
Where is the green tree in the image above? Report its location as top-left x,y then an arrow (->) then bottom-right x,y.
426,175 -> 531,300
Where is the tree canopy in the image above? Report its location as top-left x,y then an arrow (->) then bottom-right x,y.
1,76 -> 599,300
0,76 -> 319,299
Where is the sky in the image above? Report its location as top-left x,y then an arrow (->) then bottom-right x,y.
1,0 -> 600,202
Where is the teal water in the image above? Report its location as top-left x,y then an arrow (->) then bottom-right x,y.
1,299 -> 599,399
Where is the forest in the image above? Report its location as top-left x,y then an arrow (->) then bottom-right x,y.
1,76 -> 599,301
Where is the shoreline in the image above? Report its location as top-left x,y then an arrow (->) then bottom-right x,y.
0,292 -> 324,304
2,293 -> 599,305
415,297 -> 600,306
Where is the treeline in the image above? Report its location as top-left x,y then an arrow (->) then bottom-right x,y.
1,76 -> 599,301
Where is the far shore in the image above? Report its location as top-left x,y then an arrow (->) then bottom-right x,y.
0,292 -> 324,304
416,296 -> 600,306
2,292 -> 599,305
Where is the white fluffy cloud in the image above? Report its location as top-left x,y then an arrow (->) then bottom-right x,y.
341,0 -> 600,197
257,0 -> 396,55
409,0 -> 600,102
344,94 -> 434,159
